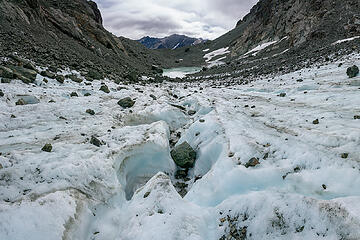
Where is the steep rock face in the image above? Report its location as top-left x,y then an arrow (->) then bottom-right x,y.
0,0 -> 170,76
230,0 -> 360,55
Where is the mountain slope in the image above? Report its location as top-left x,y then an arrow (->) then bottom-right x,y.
138,34 -> 206,49
0,0 -> 171,77
170,0 -> 360,77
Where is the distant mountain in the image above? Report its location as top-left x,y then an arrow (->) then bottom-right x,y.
138,34 -> 207,50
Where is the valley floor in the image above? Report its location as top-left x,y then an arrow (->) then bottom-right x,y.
0,53 -> 360,240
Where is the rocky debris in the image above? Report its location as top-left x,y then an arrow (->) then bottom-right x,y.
118,97 -> 135,108
99,84 -> 110,93
322,184 -> 327,190
41,71 -> 55,79
313,119 -> 319,124
84,93 -> 91,97
347,65 -> 359,78
15,99 -> 26,105
56,75 -> 65,84
23,62 -> 37,71
245,157 -> 260,168
4,66 -> 37,84
0,66 -> 14,79
70,92 -> 78,97
170,142 -> 196,168
228,152 -> 235,157
174,182 -> 188,197
219,214 -> 248,240
1,78 -> 12,83
199,119 -> 205,123
125,72 -> 139,82
151,65 -> 163,74
354,115 -> 360,119
69,75 -> 83,83
341,153 -> 349,159
90,136 -> 104,147
86,70 -> 103,80
279,92 -> 286,97
0,89 -> 3,97
86,109 -> 95,115
41,144 -> 52,152
175,169 -> 188,179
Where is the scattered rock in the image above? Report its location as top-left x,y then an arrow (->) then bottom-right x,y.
118,97 -> 135,108
143,191 -> 150,198
84,93 -> 91,97
322,184 -> 327,190
188,110 -> 196,116
171,141 -> 196,168
70,92 -> 78,97
56,75 -> 65,84
346,65 -> 359,78
90,136 -> 103,147
170,104 -> 186,111
279,92 -> 286,97
245,157 -> 260,168
99,84 -> 110,93
312,119 -> 319,124
149,94 -> 157,100
199,119 -> 205,123
0,89 -> 3,97
354,115 -> 360,119
41,143 -> 52,152
86,109 -> 95,115
228,152 -> 235,157
69,75 -> 83,83
341,153 -> 349,159
41,70 -> 55,79
15,99 -> 26,105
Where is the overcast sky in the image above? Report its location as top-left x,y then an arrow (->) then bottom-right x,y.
94,0 -> 258,40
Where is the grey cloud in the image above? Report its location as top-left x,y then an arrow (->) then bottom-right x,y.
94,0 -> 258,40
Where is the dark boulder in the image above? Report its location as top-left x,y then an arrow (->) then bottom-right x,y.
118,97 -> 135,108
347,65 -> 359,78
41,71 -> 56,79
99,84 -> 110,93
41,144 -> 52,152
90,136 -> 103,147
170,141 -> 196,168
245,157 -> 260,168
56,75 -> 65,84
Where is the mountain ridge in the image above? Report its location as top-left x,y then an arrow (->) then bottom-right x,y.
138,34 -> 206,50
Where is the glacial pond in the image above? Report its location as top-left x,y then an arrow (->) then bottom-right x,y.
162,67 -> 202,78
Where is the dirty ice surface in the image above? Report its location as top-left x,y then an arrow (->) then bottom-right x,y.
0,53 -> 360,240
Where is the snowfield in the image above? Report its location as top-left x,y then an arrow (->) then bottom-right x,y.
1,53 -> 360,240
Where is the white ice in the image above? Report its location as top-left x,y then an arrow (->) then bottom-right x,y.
1,52 -> 360,239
